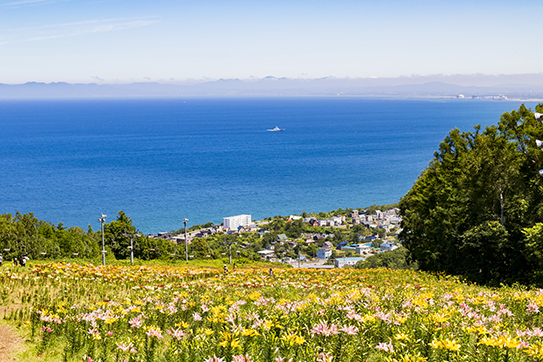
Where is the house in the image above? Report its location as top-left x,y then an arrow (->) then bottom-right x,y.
331,215 -> 345,225
380,242 -> 398,252
318,219 -> 334,227
275,234 -> 289,242
349,210 -> 359,218
157,232 -> 172,239
389,217 -> 401,226
355,243 -> 372,255
171,236 -> 185,244
257,250 -> 275,260
304,217 -> 317,225
317,246 -> 332,259
323,241 -> 334,248
247,224 -> 259,232
335,257 -> 365,268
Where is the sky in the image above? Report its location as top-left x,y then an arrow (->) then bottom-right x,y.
1,0 -> 542,84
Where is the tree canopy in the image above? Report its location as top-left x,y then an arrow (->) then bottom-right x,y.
399,103 -> 543,286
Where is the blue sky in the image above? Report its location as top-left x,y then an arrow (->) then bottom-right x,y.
0,0 -> 542,83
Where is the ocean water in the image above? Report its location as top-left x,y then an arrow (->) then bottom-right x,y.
0,97 -> 539,234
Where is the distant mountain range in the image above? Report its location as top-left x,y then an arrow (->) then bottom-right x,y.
2,73 -> 543,99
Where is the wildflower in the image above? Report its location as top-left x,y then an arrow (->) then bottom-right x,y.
317,352 -> 333,362
527,303 -> 540,313
525,342 -> 543,359
376,341 -> 394,353
87,329 -> 101,340
275,357 -> 293,362
231,338 -> 241,348
202,328 -> 214,336
146,327 -> 163,339
167,328 -> 186,340
340,325 -> 359,335
440,339 -> 461,351
478,335 -> 519,349
311,321 -> 339,336
232,355 -> 253,362
390,355 -> 427,362
117,342 -> 134,352
241,329 -> 259,337
129,315 -> 144,328
193,312 -> 203,321
281,333 -> 305,346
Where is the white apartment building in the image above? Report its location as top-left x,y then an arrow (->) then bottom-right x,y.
223,214 -> 252,230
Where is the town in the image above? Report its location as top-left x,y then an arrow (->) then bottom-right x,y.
146,205 -> 402,269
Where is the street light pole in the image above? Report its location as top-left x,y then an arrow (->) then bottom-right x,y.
123,230 -> 141,265
184,218 -> 188,262
99,213 -> 107,266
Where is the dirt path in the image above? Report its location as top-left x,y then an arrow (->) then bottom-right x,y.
0,306 -> 25,362
0,324 -> 22,362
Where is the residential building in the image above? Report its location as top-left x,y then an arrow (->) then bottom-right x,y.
257,250 -> 275,260
317,247 -> 332,259
223,214 -> 252,231
275,234 -> 289,242
380,242 -> 399,252
355,244 -> 372,255
331,215 -> 345,225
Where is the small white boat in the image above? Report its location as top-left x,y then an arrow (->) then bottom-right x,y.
267,126 -> 284,132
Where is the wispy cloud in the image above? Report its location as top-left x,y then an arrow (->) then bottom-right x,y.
0,17 -> 160,45
1,0 -> 68,7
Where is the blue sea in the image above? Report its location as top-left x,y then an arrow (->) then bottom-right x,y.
0,98 -> 539,234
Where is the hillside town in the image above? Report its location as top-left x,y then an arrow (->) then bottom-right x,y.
147,207 -> 402,268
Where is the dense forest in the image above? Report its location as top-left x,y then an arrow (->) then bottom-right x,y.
400,103 -> 543,286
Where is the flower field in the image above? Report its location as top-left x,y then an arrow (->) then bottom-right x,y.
2,263 -> 543,362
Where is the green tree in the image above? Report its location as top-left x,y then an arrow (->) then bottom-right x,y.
355,247 -> 416,270
399,104 -> 543,285
104,211 -> 141,260
191,238 -> 211,259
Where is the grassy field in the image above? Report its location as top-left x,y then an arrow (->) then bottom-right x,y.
1,262 -> 543,362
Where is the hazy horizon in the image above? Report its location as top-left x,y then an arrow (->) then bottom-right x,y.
3,72 -> 543,86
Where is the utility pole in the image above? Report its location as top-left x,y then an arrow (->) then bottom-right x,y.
99,214 -> 107,266
229,243 -> 232,264
184,218 -> 188,262
123,230 -> 141,265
